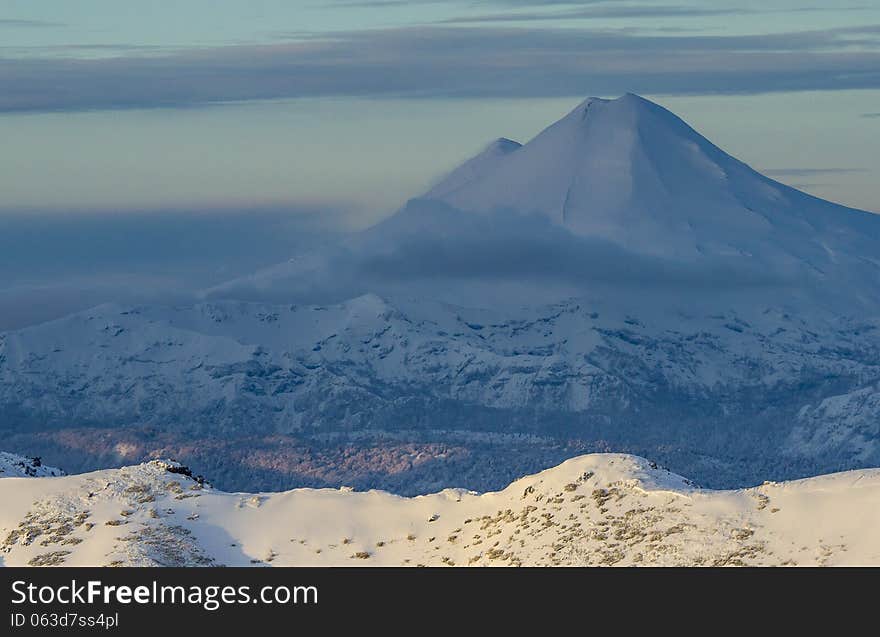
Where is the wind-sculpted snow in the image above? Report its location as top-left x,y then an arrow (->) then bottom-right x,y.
2,453 -> 879,567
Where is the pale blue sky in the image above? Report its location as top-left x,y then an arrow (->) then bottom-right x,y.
1,0 -> 879,216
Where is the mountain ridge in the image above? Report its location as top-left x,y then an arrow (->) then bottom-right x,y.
3,293 -> 880,493
3,451 -> 879,566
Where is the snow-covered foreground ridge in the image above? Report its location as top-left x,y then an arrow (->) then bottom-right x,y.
3,453 -> 878,566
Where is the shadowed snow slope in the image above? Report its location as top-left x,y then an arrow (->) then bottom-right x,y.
0,452 -> 63,478
2,453 -> 878,566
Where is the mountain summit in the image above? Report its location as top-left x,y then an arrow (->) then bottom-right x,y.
423,93 -> 880,269
426,137 -> 522,200
208,95 -> 880,311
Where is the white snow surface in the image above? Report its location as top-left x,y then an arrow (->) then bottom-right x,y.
2,453 -> 878,567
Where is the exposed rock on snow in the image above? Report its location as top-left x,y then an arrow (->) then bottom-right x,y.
2,453 -> 878,567
0,452 -> 63,478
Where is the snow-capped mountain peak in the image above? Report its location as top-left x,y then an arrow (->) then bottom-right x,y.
426,136 -> 522,200
421,93 -> 880,268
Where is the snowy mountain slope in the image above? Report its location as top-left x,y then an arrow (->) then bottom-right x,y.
3,293 -> 880,491
2,453 -> 878,567
0,452 -> 63,478
787,382 -> 880,465
3,94 -> 880,494
425,137 -> 523,200
7,293 -> 879,419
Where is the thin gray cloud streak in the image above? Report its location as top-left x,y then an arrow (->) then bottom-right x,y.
328,0 -> 872,8
437,5 -> 749,24
764,168 -> 868,177
0,18 -> 64,28
2,24 -> 880,113
327,1 -> 610,6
